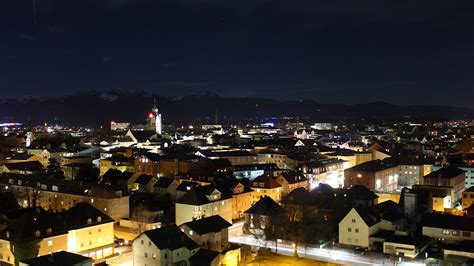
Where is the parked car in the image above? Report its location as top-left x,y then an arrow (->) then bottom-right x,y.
354,247 -> 369,255
114,238 -> 125,247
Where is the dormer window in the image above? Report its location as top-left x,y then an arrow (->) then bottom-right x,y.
35,230 -> 41,237
46,228 -> 52,235
87,218 -> 92,224
97,216 -> 102,223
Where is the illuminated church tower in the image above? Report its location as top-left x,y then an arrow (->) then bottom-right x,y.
148,99 -> 162,134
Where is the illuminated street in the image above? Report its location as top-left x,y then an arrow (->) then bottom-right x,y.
229,222 -> 424,266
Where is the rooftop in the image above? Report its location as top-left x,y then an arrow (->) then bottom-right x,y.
143,225 -> 199,251
181,215 -> 231,235
424,165 -> 465,179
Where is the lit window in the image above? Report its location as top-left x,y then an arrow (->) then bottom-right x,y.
442,229 -> 450,235
48,240 -> 53,247
190,230 -> 193,236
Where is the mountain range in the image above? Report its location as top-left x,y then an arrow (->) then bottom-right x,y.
1,90 -> 473,125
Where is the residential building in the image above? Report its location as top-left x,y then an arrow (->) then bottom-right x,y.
0,174 -> 129,221
99,156 -> 135,176
133,225 -> 199,266
134,152 -> 160,177
298,158 -> 345,188
275,172 -> 308,196
257,152 -> 296,170
422,166 -> 465,204
59,156 -> 92,167
325,150 -> 373,169
215,180 -> 253,221
196,150 -> 258,166
338,206 -> 380,248
175,185 -> 233,225
180,215 -> 232,252
249,175 -> 282,203
0,203 -> 114,265
422,213 -> 474,242
344,160 -> 399,192
243,196 -> 285,240
463,186 -> 474,209
0,161 -> 45,175
233,163 -> 280,181
434,164 -> 474,189
153,177 -> 180,197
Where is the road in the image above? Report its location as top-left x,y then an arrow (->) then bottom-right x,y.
228,222 -> 425,266
106,246 -> 133,266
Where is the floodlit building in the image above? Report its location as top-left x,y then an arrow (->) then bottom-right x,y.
175,185 -> 233,225
133,225 -> 199,266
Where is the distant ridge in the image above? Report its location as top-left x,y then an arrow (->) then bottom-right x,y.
0,89 -> 472,125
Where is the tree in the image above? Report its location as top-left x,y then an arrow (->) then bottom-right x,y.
10,239 -> 41,266
131,202 -> 153,235
27,187 -> 40,208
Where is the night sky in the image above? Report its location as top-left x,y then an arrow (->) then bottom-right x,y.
1,0 -> 473,106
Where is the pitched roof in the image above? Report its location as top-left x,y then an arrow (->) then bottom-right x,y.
424,165 -> 465,179
143,225 -> 199,251
134,174 -> 153,185
0,202 -> 113,241
154,177 -> 175,188
421,213 -> 474,231
251,175 -> 282,189
3,161 -> 44,171
176,185 -> 231,205
345,159 -> 397,172
244,196 -> 284,216
198,150 -> 253,158
20,251 -> 93,265
130,130 -> 157,142
189,249 -> 220,265
347,185 -> 378,201
175,181 -> 200,192
279,172 -> 307,184
353,205 -> 380,227
181,215 -> 231,235
373,200 -> 402,222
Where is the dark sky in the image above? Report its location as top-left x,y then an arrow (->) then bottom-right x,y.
1,0 -> 474,106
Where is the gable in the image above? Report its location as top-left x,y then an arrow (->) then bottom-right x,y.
340,208 -> 369,228
295,140 -> 305,147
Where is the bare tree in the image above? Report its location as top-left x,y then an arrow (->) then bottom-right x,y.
131,203 -> 153,234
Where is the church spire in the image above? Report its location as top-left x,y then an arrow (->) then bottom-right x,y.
152,98 -> 158,114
